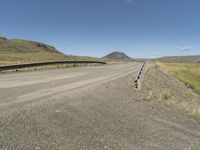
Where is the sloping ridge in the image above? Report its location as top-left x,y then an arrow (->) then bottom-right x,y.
0,37 -> 68,65
0,37 -> 63,54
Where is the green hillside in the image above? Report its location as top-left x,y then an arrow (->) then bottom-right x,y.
0,37 -> 68,65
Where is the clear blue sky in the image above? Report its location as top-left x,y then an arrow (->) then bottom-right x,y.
0,0 -> 200,58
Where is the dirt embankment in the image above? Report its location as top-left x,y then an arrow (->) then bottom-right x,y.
141,64 -> 200,120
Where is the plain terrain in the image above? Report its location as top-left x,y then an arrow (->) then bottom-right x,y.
158,55 -> 200,63
0,63 -> 200,149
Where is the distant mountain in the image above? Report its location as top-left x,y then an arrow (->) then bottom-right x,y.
158,55 -> 200,63
102,51 -> 133,61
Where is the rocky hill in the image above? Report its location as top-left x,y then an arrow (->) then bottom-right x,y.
102,51 -> 133,61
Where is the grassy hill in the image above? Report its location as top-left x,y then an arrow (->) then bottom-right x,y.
158,55 -> 200,63
0,37 -> 102,65
0,37 -> 69,65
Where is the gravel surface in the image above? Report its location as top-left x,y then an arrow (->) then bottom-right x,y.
0,63 -> 199,150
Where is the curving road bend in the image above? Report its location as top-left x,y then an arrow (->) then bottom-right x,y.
0,62 -> 200,150
0,63 -> 142,108
0,63 -> 143,149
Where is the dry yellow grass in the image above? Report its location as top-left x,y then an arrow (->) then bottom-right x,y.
158,62 -> 200,95
158,62 -> 200,121
0,52 -> 68,65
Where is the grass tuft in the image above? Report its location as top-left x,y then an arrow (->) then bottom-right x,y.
160,93 -> 171,101
191,110 -> 200,121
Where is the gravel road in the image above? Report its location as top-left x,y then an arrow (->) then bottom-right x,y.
0,63 -> 199,150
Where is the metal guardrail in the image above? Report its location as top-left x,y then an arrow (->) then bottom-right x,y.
0,60 -> 106,72
135,62 -> 146,90
134,61 -> 153,90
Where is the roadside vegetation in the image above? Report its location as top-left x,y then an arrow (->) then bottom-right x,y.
157,62 -> 200,120
158,62 -> 200,95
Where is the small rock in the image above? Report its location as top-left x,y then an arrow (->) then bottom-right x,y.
55,110 -> 62,113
